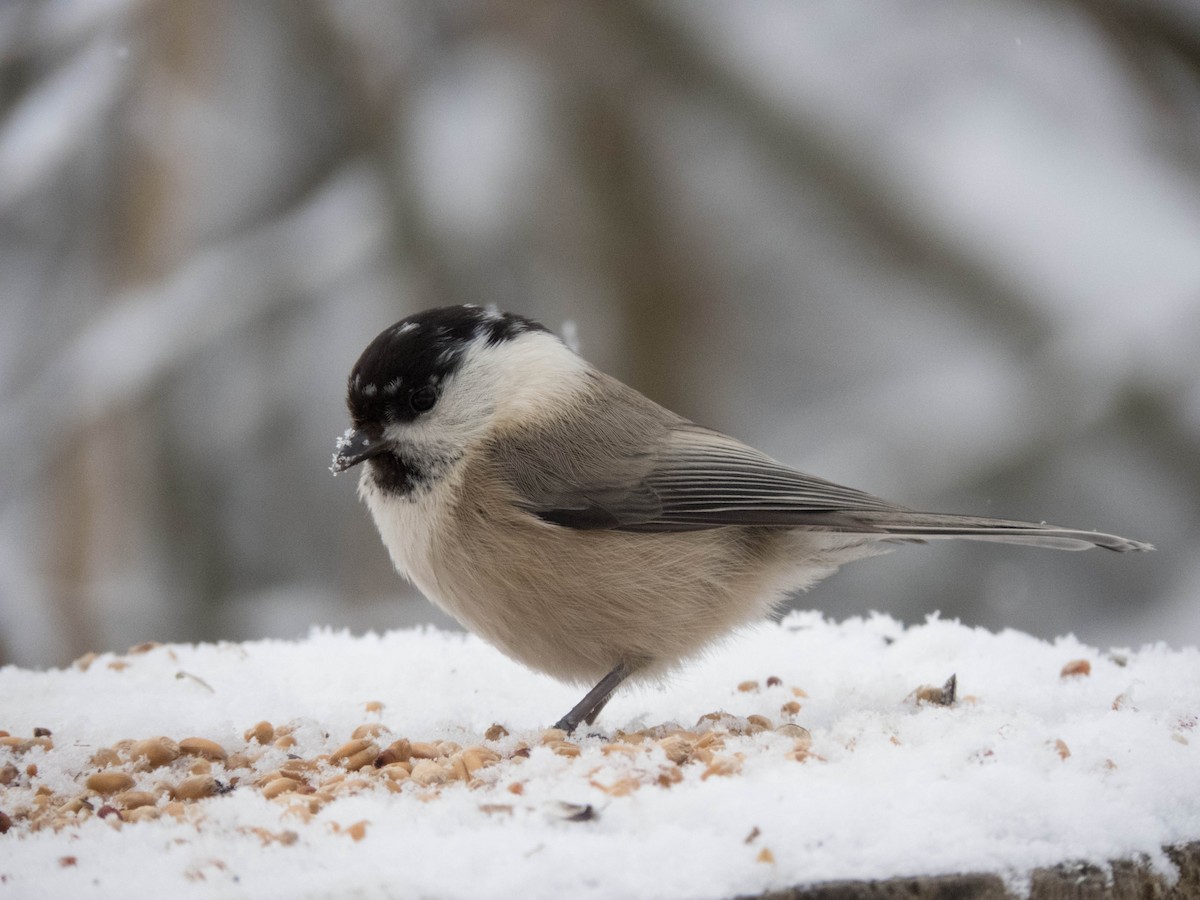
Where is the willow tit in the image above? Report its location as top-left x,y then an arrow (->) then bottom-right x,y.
332,305 -> 1150,732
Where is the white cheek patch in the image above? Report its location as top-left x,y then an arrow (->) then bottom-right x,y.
455,331 -> 591,425
391,331 -> 591,461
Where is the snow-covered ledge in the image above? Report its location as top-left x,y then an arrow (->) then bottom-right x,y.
1,612 -> 1198,899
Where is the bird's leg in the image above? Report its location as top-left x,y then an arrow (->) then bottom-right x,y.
554,662 -> 631,733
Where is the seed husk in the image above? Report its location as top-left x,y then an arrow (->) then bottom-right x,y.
224,752 -> 254,770
602,743 -> 638,758
89,748 -> 123,769
244,721 -> 274,745
657,767 -> 684,787
342,745 -> 379,772
460,747 -> 499,774
408,741 -> 440,760
448,755 -> 470,781
1061,659 -> 1091,678
178,737 -> 227,761
114,790 -> 157,810
0,737 -> 38,753
910,674 -> 957,707
161,801 -> 187,820
86,772 -> 135,794
657,735 -> 692,765
279,759 -> 315,778
173,775 -> 218,800
776,723 -> 812,748
701,757 -> 742,780
262,778 -> 303,800
56,793 -> 95,815
375,738 -> 412,767
131,737 -> 181,769
330,738 -> 376,768
409,761 -> 450,786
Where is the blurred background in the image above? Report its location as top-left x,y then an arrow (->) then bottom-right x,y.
1,0 -> 1197,669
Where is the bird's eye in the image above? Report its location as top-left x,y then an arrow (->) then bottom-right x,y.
409,385 -> 438,413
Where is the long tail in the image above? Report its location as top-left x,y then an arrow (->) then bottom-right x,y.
851,511 -> 1153,552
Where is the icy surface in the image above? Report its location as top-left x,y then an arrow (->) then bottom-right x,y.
1,612 -> 1198,899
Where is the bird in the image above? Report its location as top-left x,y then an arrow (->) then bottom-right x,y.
331,305 -> 1151,733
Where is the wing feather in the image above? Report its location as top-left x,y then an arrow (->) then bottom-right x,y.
485,372 -> 1150,552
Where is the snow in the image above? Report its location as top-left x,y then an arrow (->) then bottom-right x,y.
1,612 -> 1197,898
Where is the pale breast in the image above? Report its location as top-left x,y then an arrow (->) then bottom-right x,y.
360,450 -> 882,686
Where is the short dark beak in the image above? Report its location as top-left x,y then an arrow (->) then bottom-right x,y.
330,427 -> 389,475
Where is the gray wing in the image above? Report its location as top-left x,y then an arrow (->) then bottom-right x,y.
486,370 -> 900,531
615,425 -> 908,531
488,374 -> 1150,552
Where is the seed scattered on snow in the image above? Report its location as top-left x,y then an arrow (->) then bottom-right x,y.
173,775 -> 219,800
1061,659 -> 1092,678
244,721 -> 274,745
114,790 -> 157,810
909,674 -> 958,707
178,737 -> 226,760
409,761 -> 451,787
408,741 -> 441,759
375,738 -> 413,767
131,737 -> 181,769
86,772 -> 134,794
262,778 -> 304,800
0,684 -> 826,838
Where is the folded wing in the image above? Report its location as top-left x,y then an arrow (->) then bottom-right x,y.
489,379 -> 1149,552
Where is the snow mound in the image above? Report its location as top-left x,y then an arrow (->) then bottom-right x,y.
1,612 -> 1198,899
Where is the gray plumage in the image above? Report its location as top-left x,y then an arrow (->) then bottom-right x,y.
333,306 -> 1151,731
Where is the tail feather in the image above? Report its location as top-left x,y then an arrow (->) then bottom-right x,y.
853,512 -> 1153,553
